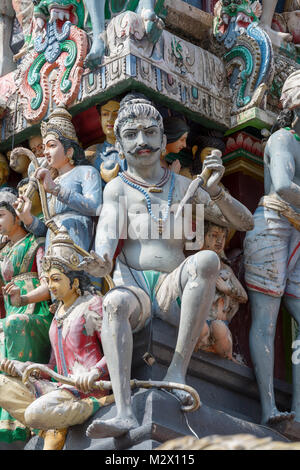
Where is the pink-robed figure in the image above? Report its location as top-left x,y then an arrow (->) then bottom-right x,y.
0,228 -> 112,450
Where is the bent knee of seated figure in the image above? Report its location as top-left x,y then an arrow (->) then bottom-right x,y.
25,398 -> 50,430
211,321 -> 232,343
103,288 -> 140,320
190,250 -> 220,280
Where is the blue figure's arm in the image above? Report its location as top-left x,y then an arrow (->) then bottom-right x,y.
56,167 -> 102,216
25,216 -> 47,238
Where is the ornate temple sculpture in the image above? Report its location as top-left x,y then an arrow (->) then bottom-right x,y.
244,70 -> 300,427
283,0 -> 300,45
0,189 -> 52,444
161,117 -> 190,175
0,227 -> 111,450
195,221 -> 248,362
85,99 -> 126,186
15,105 -> 102,258
83,0 -> 165,68
80,93 -> 254,440
8,147 -> 30,178
213,0 -> 274,113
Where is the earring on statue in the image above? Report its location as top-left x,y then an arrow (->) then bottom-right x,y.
119,153 -> 125,160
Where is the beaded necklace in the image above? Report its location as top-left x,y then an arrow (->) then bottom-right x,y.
285,127 -> 300,142
119,171 -> 176,234
55,296 -> 80,328
121,168 -> 170,193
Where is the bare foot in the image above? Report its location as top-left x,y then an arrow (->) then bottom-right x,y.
265,410 -> 295,425
163,373 -> 194,406
259,24 -> 293,47
86,416 -> 139,439
169,388 -> 194,407
85,38 -> 106,69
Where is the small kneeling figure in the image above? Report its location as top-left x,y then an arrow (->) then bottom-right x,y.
195,221 -> 248,362
0,229 -> 110,450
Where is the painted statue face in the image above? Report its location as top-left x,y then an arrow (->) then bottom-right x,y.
100,100 -> 120,140
43,134 -> 71,170
166,132 -> 188,155
29,135 -> 44,159
204,224 -> 227,255
119,117 -> 165,168
8,151 -> 29,175
46,267 -> 75,302
0,208 -> 18,239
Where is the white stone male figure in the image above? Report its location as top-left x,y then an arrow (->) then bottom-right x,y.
81,94 -> 254,439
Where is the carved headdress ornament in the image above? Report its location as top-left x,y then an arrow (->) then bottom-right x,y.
40,105 -> 79,144
42,227 -> 82,273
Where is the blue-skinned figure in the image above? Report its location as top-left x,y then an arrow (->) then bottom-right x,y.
244,70 -> 300,426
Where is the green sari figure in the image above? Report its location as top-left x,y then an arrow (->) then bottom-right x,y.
0,194 -> 52,444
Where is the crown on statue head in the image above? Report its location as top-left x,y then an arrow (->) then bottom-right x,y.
42,227 -> 82,273
41,105 -> 79,144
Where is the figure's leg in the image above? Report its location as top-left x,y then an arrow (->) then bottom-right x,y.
86,288 -> 146,439
136,0 -> 164,44
210,320 -> 234,360
24,388 -> 110,430
260,0 -> 292,45
163,251 -> 219,397
0,375 -> 34,426
283,295 -> 300,423
136,0 -> 156,15
25,388 -> 113,450
84,0 -> 106,68
194,321 -> 211,352
249,290 -> 294,424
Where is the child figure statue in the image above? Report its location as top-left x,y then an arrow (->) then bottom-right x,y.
195,221 -> 248,362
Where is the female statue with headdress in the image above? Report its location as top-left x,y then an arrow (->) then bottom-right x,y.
0,228 -> 110,450
16,106 -> 102,260
0,189 -> 52,444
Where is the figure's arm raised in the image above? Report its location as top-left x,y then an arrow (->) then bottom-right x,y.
195,151 -> 254,232
53,167 -> 102,216
204,189 -> 254,232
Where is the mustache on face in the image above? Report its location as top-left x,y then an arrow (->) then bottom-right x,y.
127,145 -> 161,156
